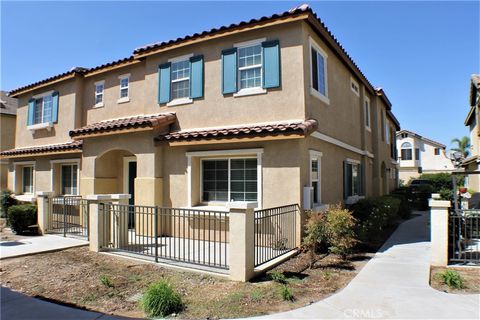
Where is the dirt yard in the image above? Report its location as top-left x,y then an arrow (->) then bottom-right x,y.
430,266 -> 480,294
0,246 -> 371,319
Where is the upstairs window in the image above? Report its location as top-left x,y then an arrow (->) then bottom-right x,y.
415,148 -> 420,161
238,44 -> 262,90
34,95 -> 53,124
310,38 -> 329,103
350,78 -> 360,96
118,74 -> 130,102
434,148 -> 441,155
401,142 -> 413,160
27,91 -> 59,127
364,98 -> 371,129
171,60 -> 190,100
95,81 -> 104,106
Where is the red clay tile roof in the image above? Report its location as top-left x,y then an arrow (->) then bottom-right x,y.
0,141 -> 82,157
156,119 -> 318,142
69,113 -> 176,138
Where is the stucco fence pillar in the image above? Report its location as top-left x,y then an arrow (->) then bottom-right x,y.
86,194 -> 131,252
228,203 -> 256,282
429,198 -> 451,266
36,191 -> 53,235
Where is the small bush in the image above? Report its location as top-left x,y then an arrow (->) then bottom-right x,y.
7,204 -> 37,234
323,204 -> 358,259
268,270 -> 287,284
440,270 -> 464,289
418,173 -> 462,192
140,279 -> 182,318
100,275 -> 114,288
279,285 -> 294,301
0,190 -> 18,218
303,211 -> 327,267
439,188 -> 454,201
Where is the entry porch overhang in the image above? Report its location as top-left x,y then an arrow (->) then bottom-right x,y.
0,141 -> 83,159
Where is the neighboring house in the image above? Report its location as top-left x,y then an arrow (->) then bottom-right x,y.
463,74 -> 480,191
0,91 -> 17,190
396,130 -> 454,183
0,4 -> 400,210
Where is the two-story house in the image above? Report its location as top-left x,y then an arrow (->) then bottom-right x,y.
0,91 -> 18,190
396,130 -> 455,183
463,74 -> 480,191
1,4 -> 400,211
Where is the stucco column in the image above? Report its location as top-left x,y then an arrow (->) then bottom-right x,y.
36,191 -> 53,235
429,199 -> 451,266
112,195 -> 130,248
228,202 -> 255,282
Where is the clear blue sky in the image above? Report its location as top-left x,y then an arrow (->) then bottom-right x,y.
1,1 -> 479,148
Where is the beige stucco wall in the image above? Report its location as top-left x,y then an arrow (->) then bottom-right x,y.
1,114 -> 16,189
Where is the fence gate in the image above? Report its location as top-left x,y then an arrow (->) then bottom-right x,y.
449,209 -> 480,264
48,196 -> 89,240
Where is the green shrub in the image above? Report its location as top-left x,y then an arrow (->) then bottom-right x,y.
418,173 -> 462,192
323,204 -> 358,259
7,204 -> 37,234
440,269 -> 464,289
0,190 -> 18,218
279,285 -> 294,301
390,194 -> 412,219
268,270 -> 287,284
140,279 -> 182,318
100,275 -> 114,288
439,188 -> 454,201
303,211 -> 327,267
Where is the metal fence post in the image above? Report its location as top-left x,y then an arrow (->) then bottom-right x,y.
154,207 -> 159,263
63,197 -> 67,237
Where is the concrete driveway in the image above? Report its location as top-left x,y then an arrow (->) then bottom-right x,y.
0,234 -> 87,259
248,212 -> 480,319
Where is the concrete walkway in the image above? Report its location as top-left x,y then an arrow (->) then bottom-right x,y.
0,234 -> 88,259
251,212 -> 480,319
0,287 -> 134,320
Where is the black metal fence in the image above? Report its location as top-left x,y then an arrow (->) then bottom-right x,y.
449,209 -> 480,264
100,203 -> 230,270
254,204 -> 298,267
49,196 -> 89,240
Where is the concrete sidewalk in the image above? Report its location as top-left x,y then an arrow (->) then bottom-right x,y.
0,287 -> 134,320
0,234 -> 87,259
250,212 -> 480,319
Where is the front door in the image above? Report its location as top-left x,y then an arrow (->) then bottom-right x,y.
127,161 -> 137,229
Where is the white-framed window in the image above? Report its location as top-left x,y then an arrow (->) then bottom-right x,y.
386,123 -> 390,145
401,142 -> 413,160
233,38 -> 266,97
61,164 -> 78,195
364,97 -> 371,130
201,157 -> 257,202
434,148 -> 441,155
94,81 -> 104,107
309,37 -> 329,104
350,77 -> 360,96
309,150 -> 323,206
22,166 -> 34,194
344,159 -> 361,198
118,74 -> 130,103
33,93 -> 53,124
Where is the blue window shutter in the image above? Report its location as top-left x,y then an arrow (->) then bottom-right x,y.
189,55 -> 204,99
221,48 -> 237,94
27,99 -> 35,126
158,63 -> 171,104
51,91 -> 59,123
262,40 -> 280,89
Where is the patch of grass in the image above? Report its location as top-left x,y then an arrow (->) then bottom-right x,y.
279,285 -> 294,301
439,269 -> 464,289
140,279 -> 183,318
82,293 -> 98,303
128,275 -> 142,282
268,270 -> 287,284
227,291 -> 245,303
250,288 -> 264,302
100,275 -> 114,288
322,270 -> 332,280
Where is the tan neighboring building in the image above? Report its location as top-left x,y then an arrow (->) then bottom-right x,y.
463,74 -> 480,191
396,130 -> 455,183
0,91 -> 17,190
1,5 -> 400,210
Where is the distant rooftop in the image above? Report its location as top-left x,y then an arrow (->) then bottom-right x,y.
0,91 -> 17,116
396,129 -> 446,149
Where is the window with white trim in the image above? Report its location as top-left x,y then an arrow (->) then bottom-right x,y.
34,94 -> 53,124
61,164 -> 78,195
350,78 -> 359,96
202,158 -> 257,202
401,142 -> 413,160
171,59 -> 190,100
310,39 -> 328,101
310,152 -> 322,205
434,148 -> 441,155
119,75 -> 129,99
364,98 -> 371,129
95,81 -> 104,105
22,166 -> 34,194
344,161 -> 361,198
386,122 -> 390,144
238,44 -> 262,90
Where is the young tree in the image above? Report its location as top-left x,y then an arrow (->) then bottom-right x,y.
451,136 -> 471,158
